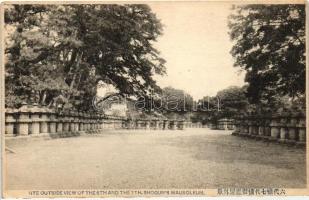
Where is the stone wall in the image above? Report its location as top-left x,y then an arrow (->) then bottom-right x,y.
232,112 -> 306,146
5,104 -> 188,138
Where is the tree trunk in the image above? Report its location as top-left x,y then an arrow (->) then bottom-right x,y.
66,52 -> 83,102
41,90 -> 47,105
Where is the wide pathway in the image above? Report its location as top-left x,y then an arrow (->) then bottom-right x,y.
5,128 -> 306,189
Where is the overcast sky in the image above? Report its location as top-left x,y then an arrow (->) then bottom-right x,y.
149,2 -> 245,100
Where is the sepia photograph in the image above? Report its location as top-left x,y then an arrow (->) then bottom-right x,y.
1,1 -> 307,198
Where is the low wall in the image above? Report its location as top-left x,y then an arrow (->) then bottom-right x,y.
232,112 -> 306,146
5,104 -> 188,138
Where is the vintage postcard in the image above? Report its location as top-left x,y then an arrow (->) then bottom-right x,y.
1,0 -> 308,198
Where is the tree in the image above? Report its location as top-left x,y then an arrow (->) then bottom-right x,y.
5,5 -> 166,110
216,86 -> 249,116
161,86 -> 194,113
194,86 -> 249,123
228,5 -> 305,104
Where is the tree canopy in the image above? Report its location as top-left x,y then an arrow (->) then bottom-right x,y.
5,4 -> 166,110
216,86 -> 249,115
228,5 -> 305,104
193,86 -> 249,123
160,86 -> 194,112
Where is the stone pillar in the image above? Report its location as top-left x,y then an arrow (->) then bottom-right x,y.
287,116 -> 297,143
246,120 -> 251,135
40,111 -> 49,134
93,116 -> 97,130
163,120 -> 168,130
238,122 -> 243,134
69,114 -> 75,132
164,120 -> 171,130
78,114 -> 83,131
224,122 -> 228,130
101,119 -> 105,129
178,121 -> 184,130
159,121 -> 164,130
29,105 -> 40,135
297,116 -> 306,145
270,117 -> 280,141
98,118 -> 102,130
279,117 -> 288,143
86,116 -> 91,131
64,122 -> 70,132
98,117 -> 101,130
74,115 -> 79,132
95,118 -> 100,130
186,121 -> 190,129
49,112 -> 57,134
57,121 -> 63,133
5,110 -> 15,136
171,121 -> 177,130
240,120 -> 245,134
17,113 -> 29,135
233,119 -> 240,134
119,119 -> 125,129
250,122 -> 258,137
263,119 -> 271,139
93,119 -> 97,130
238,119 -> 245,135
145,121 -> 150,130
97,118 -> 101,130
154,120 -> 159,130
89,119 -> 93,130
258,125 -> 264,137
17,104 -> 30,136
63,114 -> 70,132
89,118 -> 92,130
82,115 -> 87,131
99,118 -> 104,129
56,112 -> 63,133
248,119 -> 254,136
79,121 -> 84,131
136,120 -> 141,129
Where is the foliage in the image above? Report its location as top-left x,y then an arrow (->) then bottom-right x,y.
216,86 -> 249,117
228,5 -> 305,103
194,86 -> 249,122
160,86 -> 194,113
5,5 -> 165,110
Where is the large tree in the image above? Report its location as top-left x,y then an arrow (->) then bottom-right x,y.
193,86 -> 249,123
228,5 -> 305,104
216,86 -> 249,116
161,86 -> 194,113
5,4 -> 165,110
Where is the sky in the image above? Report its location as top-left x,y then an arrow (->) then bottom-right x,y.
149,2 -> 246,100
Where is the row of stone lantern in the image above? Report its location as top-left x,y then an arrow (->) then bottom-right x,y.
232,112 -> 306,146
5,104 -> 188,138
185,122 -> 204,128
122,119 -> 186,130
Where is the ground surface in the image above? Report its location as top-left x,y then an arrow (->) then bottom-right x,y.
5,128 -> 306,190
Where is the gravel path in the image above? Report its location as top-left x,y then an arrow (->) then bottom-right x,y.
5,128 -> 306,190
